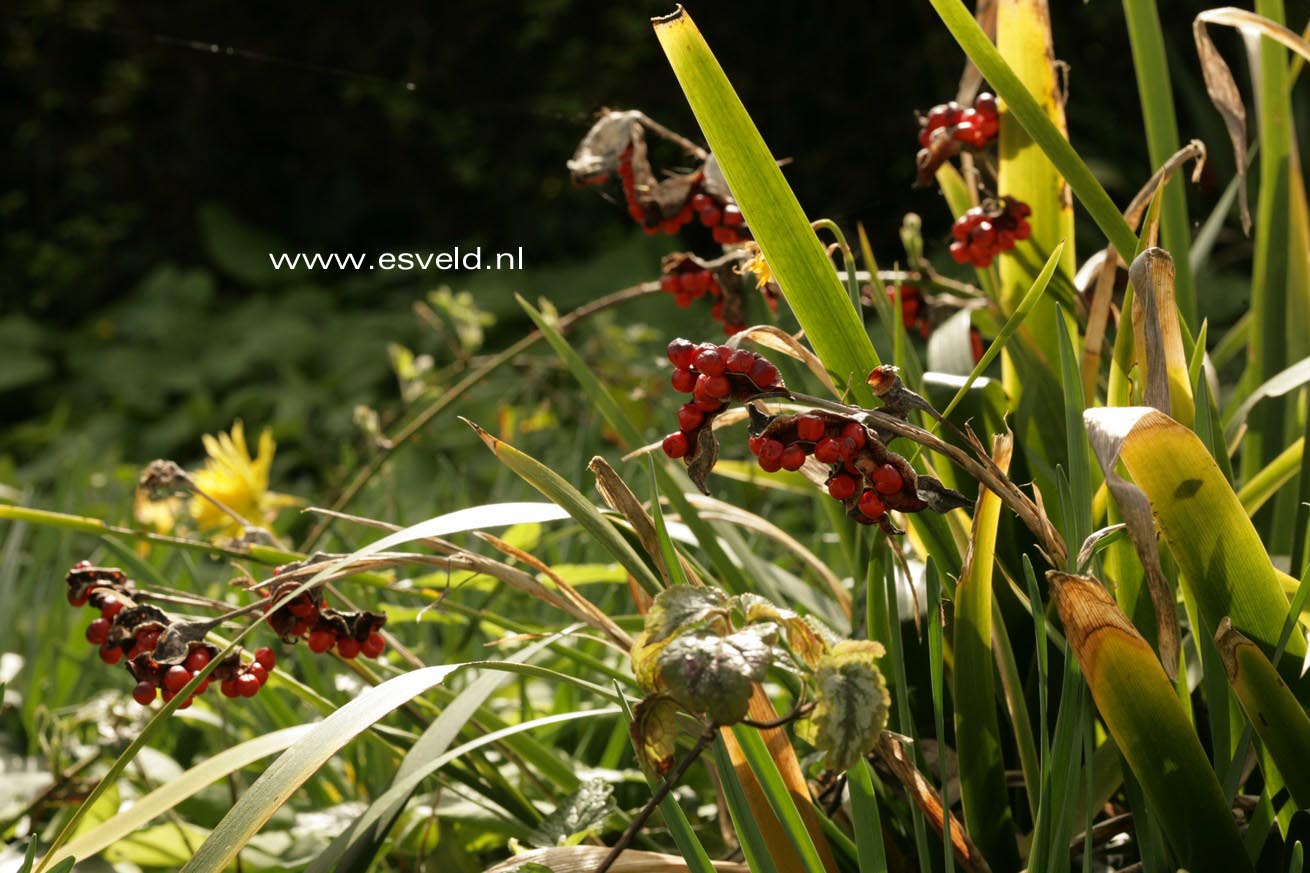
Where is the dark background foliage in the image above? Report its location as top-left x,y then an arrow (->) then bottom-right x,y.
0,0 -> 1300,484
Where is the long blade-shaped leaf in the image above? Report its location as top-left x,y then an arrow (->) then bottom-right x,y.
653,9 -> 879,404
952,435 -> 1020,870
1050,572 -> 1252,873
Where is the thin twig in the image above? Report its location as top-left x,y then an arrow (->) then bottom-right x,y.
595,723 -> 718,873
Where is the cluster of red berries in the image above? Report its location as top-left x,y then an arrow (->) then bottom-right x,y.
659,254 -> 753,336
69,561 -> 276,709
619,146 -> 696,236
918,93 -> 1000,151
661,340 -> 783,460
746,414 -> 909,523
949,198 -> 1033,268
266,578 -> 387,661
689,193 -> 749,245
132,644 -> 275,708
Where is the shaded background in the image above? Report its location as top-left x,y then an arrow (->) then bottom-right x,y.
1,0 -> 1303,492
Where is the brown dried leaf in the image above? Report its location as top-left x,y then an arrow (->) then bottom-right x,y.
1193,17 -> 1250,234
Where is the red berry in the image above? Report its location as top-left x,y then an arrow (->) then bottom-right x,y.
237,673 -> 260,698
137,628 -> 160,653
781,444 -> 807,471
68,590 -> 89,608
691,193 -> 713,211
842,422 -> 867,449
248,663 -> 269,686
726,349 -> 755,373
132,681 -> 157,706
694,373 -> 731,400
758,440 -> 785,465
220,679 -> 240,698
362,632 -> 386,659
178,695 -> 194,710
858,489 -> 887,520
747,359 -> 779,388
185,648 -> 212,673
671,368 -> 698,393
255,647 -> 276,671
660,274 -> 680,294
796,415 -> 825,442
99,644 -> 123,665
288,597 -> 316,619
722,204 -> 744,226
290,619 -> 310,637
814,437 -> 842,464
828,474 -> 858,500
336,637 -> 361,659
747,436 -> 765,456
677,404 -> 705,431
85,618 -> 110,646
667,339 -> 697,369
949,241 -> 970,264
700,205 -> 722,227
693,347 -> 726,377
758,453 -> 783,473
836,437 -> 859,461
872,464 -> 904,495
100,599 -> 123,621
308,629 -> 335,654
694,398 -> 724,413
975,92 -> 997,115
163,665 -> 191,694
661,432 -> 690,459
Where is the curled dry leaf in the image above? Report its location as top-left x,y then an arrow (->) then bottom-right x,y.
1192,16 -> 1250,233
1083,405 -> 1181,680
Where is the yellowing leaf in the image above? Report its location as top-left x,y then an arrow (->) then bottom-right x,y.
802,640 -> 890,772
658,626 -> 776,725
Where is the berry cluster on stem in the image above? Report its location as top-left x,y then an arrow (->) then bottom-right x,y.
949,197 -> 1032,268
746,410 -> 933,531
661,339 -> 783,461
918,92 -> 999,151
265,575 -> 387,660
68,558 -> 387,710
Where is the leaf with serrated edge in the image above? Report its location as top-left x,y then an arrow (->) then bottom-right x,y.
800,640 -> 890,772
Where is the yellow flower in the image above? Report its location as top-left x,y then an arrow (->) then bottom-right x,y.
134,421 -> 298,539
189,422 -> 298,538
738,242 -> 773,289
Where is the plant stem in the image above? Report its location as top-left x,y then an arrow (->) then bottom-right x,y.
595,723 -> 717,873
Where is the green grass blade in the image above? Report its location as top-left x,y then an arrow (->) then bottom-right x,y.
1242,0 -> 1294,484
468,421 -> 664,595
847,759 -> 888,873
925,561 -> 955,873
941,241 -> 1065,420
730,725 -> 828,873
1122,0 -> 1197,325
41,726 -> 313,869
712,738 -> 782,873
307,634 -> 568,872
653,8 -> 879,404
952,436 -> 1020,870
1215,620 -> 1310,807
